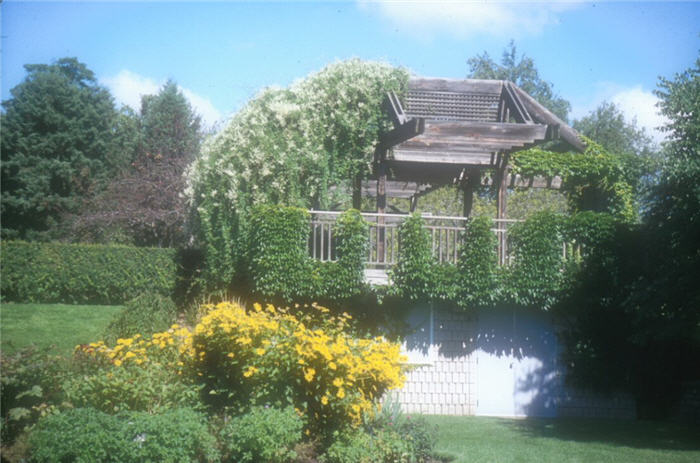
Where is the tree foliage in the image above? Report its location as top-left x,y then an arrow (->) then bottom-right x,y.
573,101 -> 659,198
467,41 -> 571,121
1,58 -> 127,239
68,81 -> 203,247
558,54 -> 700,417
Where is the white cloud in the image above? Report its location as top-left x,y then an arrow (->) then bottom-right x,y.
571,83 -> 668,144
102,70 -> 222,128
358,0 -> 580,38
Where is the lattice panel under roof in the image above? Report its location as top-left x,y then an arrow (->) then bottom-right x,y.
405,90 -> 501,122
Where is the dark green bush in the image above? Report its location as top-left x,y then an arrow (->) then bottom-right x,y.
504,211 -> 566,309
28,407 -> 219,463
219,406 -> 303,463
0,241 -> 176,304
102,293 -> 178,345
1,347 -> 66,445
457,216 -> 499,309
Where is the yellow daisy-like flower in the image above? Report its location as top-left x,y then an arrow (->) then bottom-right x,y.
329,361 -> 337,370
304,367 -> 316,382
321,396 -> 329,405
336,387 -> 345,399
255,348 -> 265,356
227,352 -> 235,358
333,377 -> 344,388
243,366 -> 258,377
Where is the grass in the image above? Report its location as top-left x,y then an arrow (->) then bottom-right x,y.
1,303 -> 122,355
425,415 -> 700,463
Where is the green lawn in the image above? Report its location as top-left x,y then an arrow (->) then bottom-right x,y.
1,303 -> 122,355
425,415 -> 700,463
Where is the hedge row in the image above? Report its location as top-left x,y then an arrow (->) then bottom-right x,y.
1,241 -> 177,305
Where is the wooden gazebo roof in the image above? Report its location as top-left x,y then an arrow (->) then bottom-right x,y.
371,77 -> 584,215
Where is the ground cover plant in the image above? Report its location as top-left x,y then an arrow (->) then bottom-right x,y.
425,415 -> 700,463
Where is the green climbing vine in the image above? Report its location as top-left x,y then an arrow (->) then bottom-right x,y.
511,137 -> 637,222
185,60 -> 409,287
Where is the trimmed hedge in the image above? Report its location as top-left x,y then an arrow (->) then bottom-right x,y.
0,241 -> 177,305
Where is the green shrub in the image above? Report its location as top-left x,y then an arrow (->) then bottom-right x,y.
0,347 -> 66,445
457,215 -> 499,309
391,214 -> 435,301
369,397 -> 436,462
322,428 -> 413,463
504,211 -> 566,309
0,241 -> 176,304
102,293 -> 178,345
319,209 -> 369,300
247,205 -> 317,302
62,361 -> 202,414
28,407 -> 219,463
219,406 -> 303,463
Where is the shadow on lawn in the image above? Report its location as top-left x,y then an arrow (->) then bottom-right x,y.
501,417 -> 700,451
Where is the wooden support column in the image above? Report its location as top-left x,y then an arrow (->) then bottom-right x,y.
409,195 -> 418,213
376,161 -> 387,264
352,174 -> 362,210
461,169 -> 480,218
495,153 -> 510,265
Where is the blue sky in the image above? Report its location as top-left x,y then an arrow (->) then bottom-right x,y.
2,1 -> 699,141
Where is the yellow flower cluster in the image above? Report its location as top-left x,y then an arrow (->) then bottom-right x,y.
76,324 -> 193,372
192,301 -> 406,431
77,300 -> 406,435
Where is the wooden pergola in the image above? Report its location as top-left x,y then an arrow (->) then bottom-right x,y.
370,78 -> 585,219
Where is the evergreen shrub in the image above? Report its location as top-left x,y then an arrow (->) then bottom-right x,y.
0,241 -> 176,304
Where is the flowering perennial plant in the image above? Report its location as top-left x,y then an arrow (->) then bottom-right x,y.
76,301 -> 405,436
192,302 -> 406,436
184,59 -> 409,285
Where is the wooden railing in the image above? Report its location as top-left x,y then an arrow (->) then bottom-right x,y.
308,211 -> 520,268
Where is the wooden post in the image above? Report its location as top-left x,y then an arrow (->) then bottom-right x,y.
352,174 -> 362,210
495,154 -> 509,265
376,162 -> 387,264
461,169 -> 479,218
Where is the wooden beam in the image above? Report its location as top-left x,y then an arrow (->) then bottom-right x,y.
481,173 -> 562,190
418,120 -> 548,141
512,84 -> 586,152
383,91 -> 407,126
391,149 -> 496,165
502,81 -> 533,124
409,78 -> 503,95
379,117 -> 425,147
